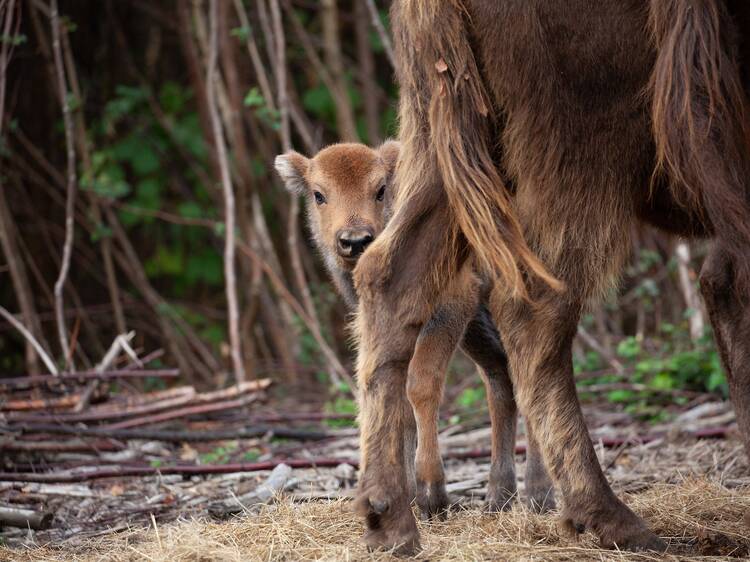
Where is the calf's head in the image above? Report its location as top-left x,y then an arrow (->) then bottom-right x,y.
275,142 -> 400,272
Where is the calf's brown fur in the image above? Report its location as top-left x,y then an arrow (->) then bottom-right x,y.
353,0 -> 750,555
275,142 -> 554,520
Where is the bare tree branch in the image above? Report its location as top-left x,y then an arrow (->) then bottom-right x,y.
50,0 -> 77,370
207,0 -> 246,383
364,0 -> 395,68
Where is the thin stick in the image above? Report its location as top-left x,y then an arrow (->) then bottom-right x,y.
50,0 -> 77,370
364,0 -> 395,68
206,0 -> 245,383
0,305 -> 58,374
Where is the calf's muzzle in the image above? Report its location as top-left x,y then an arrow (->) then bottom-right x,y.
336,228 -> 374,259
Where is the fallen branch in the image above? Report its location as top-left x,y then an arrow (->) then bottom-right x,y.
2,394 -> 83,412
0,458 -> 355,483
12,423 -> 336,442
74,331 -> 141,412
0,505 -> 53,529
0,439 -> 123,453
1,368 -> 179,389
6,381 -> 270,423
102,392 -> 264,429
6,387 -> 196,423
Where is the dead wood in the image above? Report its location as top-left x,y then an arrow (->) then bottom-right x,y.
0,505 -> 53,530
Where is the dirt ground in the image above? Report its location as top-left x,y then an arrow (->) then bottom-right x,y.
2,430 -> 749,561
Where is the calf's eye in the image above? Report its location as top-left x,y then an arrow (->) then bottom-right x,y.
375,184 -> 386,202
313,191 -> 326,205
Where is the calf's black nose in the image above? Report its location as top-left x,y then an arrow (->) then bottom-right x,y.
337,229 -> 374,258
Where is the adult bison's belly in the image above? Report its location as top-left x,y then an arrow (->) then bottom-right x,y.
470,0 -> 653,117
469,0 -> 655,192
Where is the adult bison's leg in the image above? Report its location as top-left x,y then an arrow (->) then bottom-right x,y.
461,304 -> 556,512
700,244 -> 750,456
407,276 -> 478,519
490,292 -> 665,551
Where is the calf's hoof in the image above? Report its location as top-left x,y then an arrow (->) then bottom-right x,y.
526,484 -> 556,513
356,489 -> 420,556
416,479 -> 450,520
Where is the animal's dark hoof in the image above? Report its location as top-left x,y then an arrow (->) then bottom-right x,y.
416,479 -> 450,521
356,485 -> 420,556
485,486 -> 517,512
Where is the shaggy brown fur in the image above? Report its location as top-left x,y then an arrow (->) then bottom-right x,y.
353,0 -> 750,556
275,143 -> 554,522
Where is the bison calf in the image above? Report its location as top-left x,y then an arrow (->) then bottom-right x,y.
275,142 -> 554,526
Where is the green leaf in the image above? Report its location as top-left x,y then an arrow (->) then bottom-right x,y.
231,26 -> 252,41
244,87 -> 265,108
159,82 -> 187,114
91,223 -> 113,242
178,201 -> 203,219
134,178 -> 161,210
607,389 -> 634,403
616,336 -> 641,360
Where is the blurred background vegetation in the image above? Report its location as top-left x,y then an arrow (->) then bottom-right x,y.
0,0 -> 727,421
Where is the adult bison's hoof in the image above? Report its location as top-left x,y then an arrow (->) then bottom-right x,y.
485,485 -> 517,512
416,478 -> 450,520
562,510 -> 667,553
356,490 -> 420,556
613,529 -> 667,552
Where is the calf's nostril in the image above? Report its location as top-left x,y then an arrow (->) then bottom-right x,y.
337,230 -> 374,258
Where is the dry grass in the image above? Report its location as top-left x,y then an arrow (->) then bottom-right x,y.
3,479 -> 749,562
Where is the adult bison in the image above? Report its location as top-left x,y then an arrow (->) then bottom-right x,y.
352,0 -> 750,555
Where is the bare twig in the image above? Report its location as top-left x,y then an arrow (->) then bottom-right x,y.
74,331 -> 140,412
206,0 -> 246,383
0,305 -> 59,375
50,0 -> 77,370
364,0 -> 395,68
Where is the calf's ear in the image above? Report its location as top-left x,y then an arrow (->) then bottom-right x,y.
274,151 -> 310,194
378,140 -> 401,176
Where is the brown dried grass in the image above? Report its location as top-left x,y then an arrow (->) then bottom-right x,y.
3,478 -> 749,562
